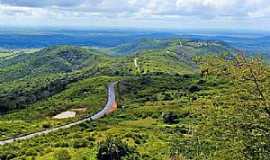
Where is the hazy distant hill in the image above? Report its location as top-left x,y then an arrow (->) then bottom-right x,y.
110,39 -> 172,55
0,30 -> 269,61
180,34 -> 270,60
0,31 -> 176,49
111,38 -> 236,56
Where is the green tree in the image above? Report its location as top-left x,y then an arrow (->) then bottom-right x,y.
97,137 -> 135,160
195,53 -> 270,159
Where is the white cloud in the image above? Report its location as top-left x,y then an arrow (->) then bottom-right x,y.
0,0 -> 270,29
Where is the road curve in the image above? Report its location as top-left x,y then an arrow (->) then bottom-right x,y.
0,82 -> 117,145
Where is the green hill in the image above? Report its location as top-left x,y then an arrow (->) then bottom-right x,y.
0,46 -> 104,82
110,39 -> 235,56
110,39 -> 171,55
0,46 -> 111,113
1,39 -> 269,160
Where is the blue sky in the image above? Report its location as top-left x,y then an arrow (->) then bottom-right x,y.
0,0 -> 270,31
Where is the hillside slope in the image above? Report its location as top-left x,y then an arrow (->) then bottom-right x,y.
110,38 -> 235,56
1,39 -> 268,160
0,46 -> 110,113
0,46 -> 104,82
0,41 -> 197,113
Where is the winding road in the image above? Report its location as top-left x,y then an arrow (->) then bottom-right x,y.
0,82 -> 117,145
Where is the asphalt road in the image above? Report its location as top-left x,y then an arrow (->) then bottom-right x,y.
0,82 -> 117,145
90,82 -> 117,120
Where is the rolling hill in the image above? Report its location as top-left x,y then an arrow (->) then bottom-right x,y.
0,46 -> 105,82
0,38 -> 269,160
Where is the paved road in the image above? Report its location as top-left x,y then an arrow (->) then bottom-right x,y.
134,58 -> 138,68
90,82 -> 117,120
0,82 -> 117,145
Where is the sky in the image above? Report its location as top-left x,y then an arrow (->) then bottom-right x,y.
0,0 -> 270,31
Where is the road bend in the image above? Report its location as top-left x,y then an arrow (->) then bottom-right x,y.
0,82 -> 117,145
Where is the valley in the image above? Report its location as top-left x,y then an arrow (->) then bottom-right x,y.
1,0 -> 270,159
0,38 -> 269,160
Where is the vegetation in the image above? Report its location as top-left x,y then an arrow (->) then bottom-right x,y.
54,149 -> 71,160
110,39 -> 171,55
0,52 -> 14,58
0,38 -> 269,160
97,137 -> 137,160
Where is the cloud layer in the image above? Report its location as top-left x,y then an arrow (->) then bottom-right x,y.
0,0 -> 270,29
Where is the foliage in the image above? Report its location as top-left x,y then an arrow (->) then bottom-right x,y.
0,40 -> 269,160
54,149 -> 71,160
97,137 -> 135,160
163,112 -> 179,124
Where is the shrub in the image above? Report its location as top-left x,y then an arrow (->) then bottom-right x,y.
163,93 -> 174,100
79,122 -> 96,131
73,138 -> 89,148
42,123 -> 51,129
97,137 -> 135,160
54,149 -> 71,160
54,141 -> 69,147
175,125 -> 189,134
188,85 -> 201,93
25,148 -> 38,156
163,112 -> 179,124
125,133 -> 148,145
0,151 -> 16,160
197,79 -> 206,85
